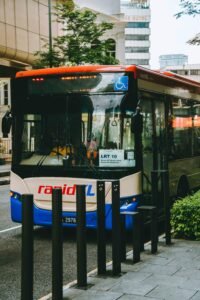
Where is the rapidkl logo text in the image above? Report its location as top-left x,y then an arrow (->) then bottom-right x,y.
38,184 -> 95,196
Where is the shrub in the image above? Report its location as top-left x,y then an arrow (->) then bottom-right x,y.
171,191 -> 200,240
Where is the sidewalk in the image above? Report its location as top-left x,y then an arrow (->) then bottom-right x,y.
41,237 -> 200,300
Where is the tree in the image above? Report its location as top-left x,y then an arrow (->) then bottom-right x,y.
176,0 -> 200,18
176,0 -> 200,45
34,0 -> 119,68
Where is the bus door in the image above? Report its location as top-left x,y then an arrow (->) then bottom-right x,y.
141,94 -> 166,206
153,99 -> 166,171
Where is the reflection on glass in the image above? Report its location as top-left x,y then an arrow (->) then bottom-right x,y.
19,93 -> 136,168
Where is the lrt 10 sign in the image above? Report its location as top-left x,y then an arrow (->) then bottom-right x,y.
99,149 -> 135,167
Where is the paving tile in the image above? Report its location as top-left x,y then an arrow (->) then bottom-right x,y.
63,287 -> 84,299
191,291 -> 200,300
138,263 -> 180,276
174,268 -> 200,280
119,294 -> 161,300
142,255 -> 174,266
120,271 -> 152,282
110,280 -> 157,296
88,276 -> 122,291
178,277 -> 200,291
147,284 -> 197,300
71,290 -> 123,300
141,273 -> 187,287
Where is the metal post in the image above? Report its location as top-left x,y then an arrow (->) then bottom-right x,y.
133,212 -> 140,263
151,207 -> 158,254
48,0 -> 53,68
120,213 -> 126,262
21,194 -> 34,300
162,170 -> 171,245
120,211 -> 140,263
97,181 -> 106,275
52,188 -> 63,300
76,185 -> 87,287
151,170 -> 159,208
112,180 -> 121,276
139,209 -> 145,251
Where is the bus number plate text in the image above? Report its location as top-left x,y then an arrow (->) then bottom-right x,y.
62,217 -> 76,224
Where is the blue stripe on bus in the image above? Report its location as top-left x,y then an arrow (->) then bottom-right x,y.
10,195 -> 141,230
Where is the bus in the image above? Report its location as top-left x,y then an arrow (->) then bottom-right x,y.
5,65 -> 200,229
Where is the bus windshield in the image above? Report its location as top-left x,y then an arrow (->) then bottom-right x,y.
19,93 -> 136,168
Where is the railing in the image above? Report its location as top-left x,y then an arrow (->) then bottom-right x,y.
21,172 -> 171,300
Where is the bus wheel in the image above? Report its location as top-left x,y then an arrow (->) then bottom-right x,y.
177,175 -> 190,199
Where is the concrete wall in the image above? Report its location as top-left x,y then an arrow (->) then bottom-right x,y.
0,0 -> 59,66
0,0 -> 124,68
74,0 -> 125,64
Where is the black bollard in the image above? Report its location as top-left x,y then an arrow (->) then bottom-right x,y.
97,181 -> 106,275
76,185 -> 87,287
112,180 -> 121,276
52,188 -> 63,300
138,205 -> 158,254
21,194 -> 34,300
120,211 -> 141,263
120,213 -> 126,262
162,170 -> 171,245
132,212 -> 140,263
151,170 -> 159,208
150,207 -> 158,254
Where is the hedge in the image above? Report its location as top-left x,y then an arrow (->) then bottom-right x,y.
170,191 -> 200,240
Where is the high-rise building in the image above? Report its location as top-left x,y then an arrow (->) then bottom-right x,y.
120,0 -> 150,67
159,54 -> 188,69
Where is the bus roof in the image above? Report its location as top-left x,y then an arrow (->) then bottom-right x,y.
16,65 -> 130,78
16,64 -> 200,90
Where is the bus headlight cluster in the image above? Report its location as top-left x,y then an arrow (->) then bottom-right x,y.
10,191 -> 21,201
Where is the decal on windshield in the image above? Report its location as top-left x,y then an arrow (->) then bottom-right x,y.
114,76 -> 128,91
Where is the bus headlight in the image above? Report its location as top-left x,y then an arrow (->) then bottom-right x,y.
10,191 -> 21,201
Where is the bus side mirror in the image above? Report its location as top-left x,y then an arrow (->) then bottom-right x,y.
2,111 -> 12,138
131,112 -> 143,134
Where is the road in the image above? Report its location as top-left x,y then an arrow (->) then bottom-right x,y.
0,185 -> 116,300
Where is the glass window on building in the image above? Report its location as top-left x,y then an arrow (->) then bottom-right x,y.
0,79 -> 11,106
121,0 -> 150,9
126,22 -> 149,28
177,70 -> 189,76
190,69 -> 200,75
125,47 -> 149,53
125,35 -> 149,41
159,54 -> 188,68
125,59 -> 149,65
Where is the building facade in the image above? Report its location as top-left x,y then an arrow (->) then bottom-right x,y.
0,0 -> 61,76
159,54 -> 188,69
75,0 -> 151,67
164,64 -> 200,82
120,0 -> 150,67
0,0 -> 60,160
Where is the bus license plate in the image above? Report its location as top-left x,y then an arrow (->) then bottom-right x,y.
62,217 -> 76,224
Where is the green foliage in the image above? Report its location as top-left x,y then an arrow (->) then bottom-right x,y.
171,191 -> 200,240
34,49 -> 65,68
176,0 -> 200,18
175,0 -> 200,45
34,0 -> 119,68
